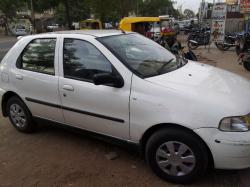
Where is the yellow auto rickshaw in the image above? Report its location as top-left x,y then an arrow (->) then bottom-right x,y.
80,19 -> 103,30
119,17 -> 176,45
119,17 -> 160,37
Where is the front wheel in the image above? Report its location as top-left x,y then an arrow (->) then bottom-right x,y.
215,42 -> 230,51
243,61 -> 250,71
7,96 -> 36,133
185,50 -> 198,61
146,128 -> 209,184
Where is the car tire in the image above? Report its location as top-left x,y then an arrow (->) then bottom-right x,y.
236,38 -> 246,56
215,42 -> 230,51
146,128 -> 209,184
243,61 -> 250,71
6,96 -> 36,133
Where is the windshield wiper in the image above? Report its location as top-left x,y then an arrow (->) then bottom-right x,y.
158,58 -> 175,74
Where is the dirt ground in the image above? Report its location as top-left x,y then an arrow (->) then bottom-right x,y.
1,35 -> 250,187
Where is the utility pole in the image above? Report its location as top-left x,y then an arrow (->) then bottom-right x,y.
136,0 -> 139,16
208,0 -> 217,52
64,0 -> 71,30
30,0 -> 35,33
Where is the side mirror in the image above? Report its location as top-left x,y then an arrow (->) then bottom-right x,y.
93,73 -> 124,88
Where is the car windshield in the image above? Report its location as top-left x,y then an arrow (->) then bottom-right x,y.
98,33 -> 186,78
16,25 -> 25,29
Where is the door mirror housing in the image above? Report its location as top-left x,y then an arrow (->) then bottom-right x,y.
93,73 -> 124,88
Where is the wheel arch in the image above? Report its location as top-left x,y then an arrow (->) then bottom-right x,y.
1,91 -> 24,117
140,123 -> 214,168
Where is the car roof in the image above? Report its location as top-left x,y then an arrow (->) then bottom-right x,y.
17,30 -> 133,41
51,30 -> 127,38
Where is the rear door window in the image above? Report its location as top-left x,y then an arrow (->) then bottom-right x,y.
17,38 -> 56,75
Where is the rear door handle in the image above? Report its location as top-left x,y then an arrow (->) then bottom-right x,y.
15,74 -> 23,80
63,85 -> 74,92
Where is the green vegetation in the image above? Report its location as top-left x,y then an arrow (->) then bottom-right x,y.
0,0 -> 178,34
0,0 -> 25,34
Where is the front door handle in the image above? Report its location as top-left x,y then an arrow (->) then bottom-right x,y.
15,74 -> 23,80
63,85 -> 74,92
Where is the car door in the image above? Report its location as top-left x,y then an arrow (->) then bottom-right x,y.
58,36 -> 132,140
10,37 -> 64,123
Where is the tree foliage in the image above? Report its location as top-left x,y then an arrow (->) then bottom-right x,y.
0,0 -> 178,31
139,0 -> 177,17
33,0 -> 58,13
86,0 -> 136,22
0,0 -> 26,34
183,9 -> 195,19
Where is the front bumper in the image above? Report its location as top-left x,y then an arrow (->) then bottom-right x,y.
194,128 -> 250,169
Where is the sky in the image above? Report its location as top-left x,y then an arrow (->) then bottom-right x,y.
174,0 -> 214,13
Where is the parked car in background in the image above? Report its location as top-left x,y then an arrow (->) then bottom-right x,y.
177,21 -> 187,31
177,20 -> 191,31
13,25 -> 28,36
1,30 -> 250,184
46,24 -> 60,32
149,22 -> 161,40
173,22 -> 180,34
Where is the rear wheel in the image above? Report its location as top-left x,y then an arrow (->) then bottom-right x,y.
236,38 -> 246,56
6,96 -> 35,133
243,61 -> 250,71
236,45 -> 241,56
146,128 -> 209,184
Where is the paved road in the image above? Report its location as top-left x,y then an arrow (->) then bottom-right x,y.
0,38 -> 17,61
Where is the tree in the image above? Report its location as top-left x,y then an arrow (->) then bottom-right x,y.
139,0 -> 176,17
54,0 -> 90,28
32,0 -> 58,13
86,0 -> 136,23
183,9 -> 195,19
25,0 -> 90,28
0,0 -> 25,35
55,3 -> 66,25
0,0 -> 180,33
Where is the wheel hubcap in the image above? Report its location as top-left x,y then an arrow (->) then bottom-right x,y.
10,104 -> 26,128
156,141 -> 196,177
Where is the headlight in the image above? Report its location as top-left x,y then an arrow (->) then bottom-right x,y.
219,115 -> 250,132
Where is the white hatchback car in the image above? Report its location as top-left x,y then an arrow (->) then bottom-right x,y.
0,30 -> 250,184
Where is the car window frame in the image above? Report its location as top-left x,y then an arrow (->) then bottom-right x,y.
16,37 -> 57,76
62,38 -> 123,85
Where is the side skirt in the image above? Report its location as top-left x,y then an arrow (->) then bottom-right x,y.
33,116 -> 142,155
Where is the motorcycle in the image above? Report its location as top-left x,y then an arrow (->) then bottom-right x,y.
187,28 -> 211,50
235,31 -> 250,56
157,36 -> 197,61
238,52 -> 250,71
215,33 -> 237,51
